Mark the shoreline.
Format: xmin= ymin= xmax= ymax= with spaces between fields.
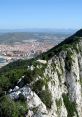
xmin=0 ymin=55 xmax=9 ymax=68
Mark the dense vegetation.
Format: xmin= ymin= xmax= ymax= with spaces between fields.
xmin=0 ymin=59 xmax=35 ymax=95
xmin=0 ymin=95 xmax=28 ymax=117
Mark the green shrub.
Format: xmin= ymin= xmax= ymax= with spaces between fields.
xmin=62 ymin=93 xmax=78 ymax=117
xmin=0 ymin=96 xmax=28 ymax=117
xmin=56 ymin=98 xmax=62 ymax=108
xmin=16 ymin=100 xmax=28 ymax=117
xmin=65 ymin=51 xmax=74 ymax=71
xmin=32 ymin=76 xmax=49 ymax=94
xmin=39 ymin=89 xmax=52 ymax=108
xmin=24 ymin=63 xmax=47 ymax=84
xmin=0 ymin=96 xmax=18 ymax=117
xmin=24 ymin=69 xmax=36 ymax=84
xmin=0 ymin=68 xmax=27 ymax=93
xmin=32 ymin=79 xmax=45 ymax=94
xmin=0 ymin=75 xmax=11 ymax=91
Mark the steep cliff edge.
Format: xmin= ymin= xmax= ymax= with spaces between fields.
xmin=0 ymin=29 xmax=82 ymax=117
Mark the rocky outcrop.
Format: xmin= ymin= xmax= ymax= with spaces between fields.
xmin=8 ymin=30 xmax=82 ymax=117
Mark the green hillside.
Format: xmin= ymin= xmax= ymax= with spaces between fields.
xmin=0 ymin=29 xmax=82 ymax=95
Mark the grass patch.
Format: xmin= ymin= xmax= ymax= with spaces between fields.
xmin=56 ymin=98 xmax=62 ymax=109
xmin=62 ymin=93 xmax=79 ymax=117
xmin=39 ymin=89 xmax=52 ymax=109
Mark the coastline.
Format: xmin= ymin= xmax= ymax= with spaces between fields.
xmin=0 ymin=55 xmax=9 ymax=68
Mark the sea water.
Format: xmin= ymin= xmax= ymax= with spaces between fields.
xmin=0 ymin=58 xmax=5 ymax=63
xmin=0 ymin=55 xmax=8 ymax=67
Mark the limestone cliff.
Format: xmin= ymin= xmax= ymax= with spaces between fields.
xmin=1 ymin=29 xmax=82 ymax=117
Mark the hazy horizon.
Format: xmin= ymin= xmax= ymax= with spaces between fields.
xmin=0 ymin=28 xmax=77 ymax=34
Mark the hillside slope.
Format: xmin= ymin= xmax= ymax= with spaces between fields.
xmin=0 ymin=29 xmax=82 ymax=117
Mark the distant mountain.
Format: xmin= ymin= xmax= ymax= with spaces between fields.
xmin=0 ymin=32 xmax=37 ymax=44
xmin=0 ymin=31 xmax=71 ymax=44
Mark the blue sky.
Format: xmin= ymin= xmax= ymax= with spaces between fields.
xmin=0 ymin=0 xmax=82 ymax=29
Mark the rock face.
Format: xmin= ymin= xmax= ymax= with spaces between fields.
xmin=9 ymin=86 xmax=49 ymax=117
xmin=8 ymin=29 xmax=82 ymax=117
xmin=44 ymin=49 xmax=82 ymax=117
